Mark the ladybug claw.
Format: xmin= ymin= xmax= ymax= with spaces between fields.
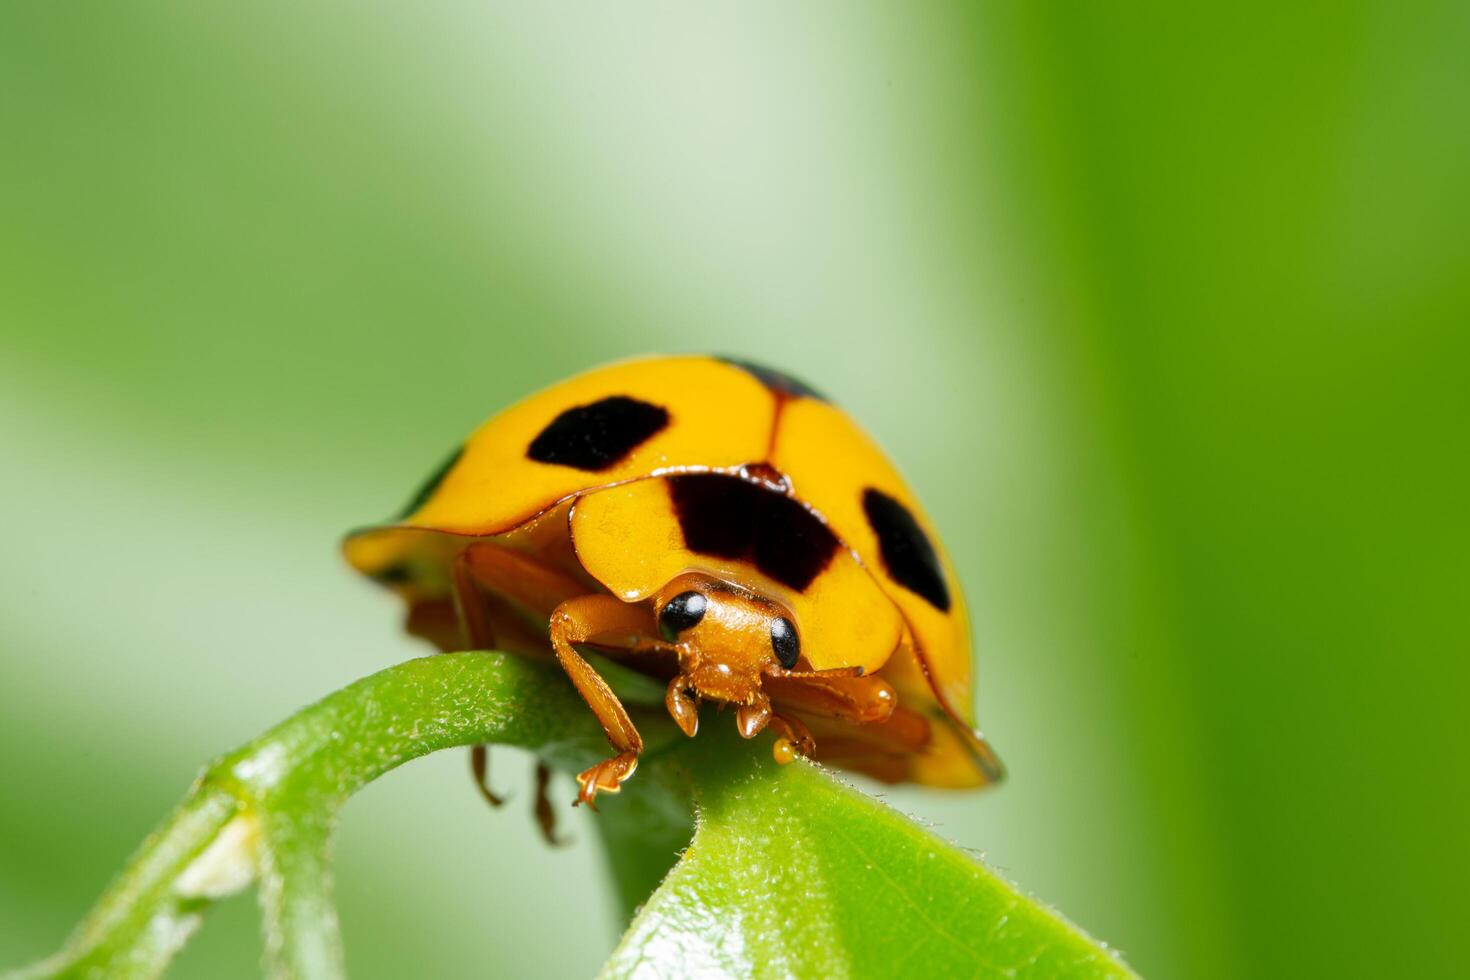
xmin=574 ymin=751 xmax=639 ymax=808
xmin=770 ymin=714 xmax=816 ymax=758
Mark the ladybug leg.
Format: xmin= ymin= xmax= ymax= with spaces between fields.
xmin=768 ymin=713 xmax=816 ymax=757
xmin=760 ymin=672 xmax=904 ymax=762
xmin=469 ymin=744 xmax=506 ymax=807
xmin=453 ymin=543 xmax=587 ymax=814
xmin=456 ymin=545 xmax=657 ymax=808
xmin=533 ymin=761 xmax=569 ymax=846
xmin=455 ymin=541 xmax=589 ymax=623
xmin=810 ymin=703 xmax=932 ymax=757
xmin=451 ymin=553 xmax=498 ymax=652
xmin=763 ymin=671 xmax=898 ymax=725
xmin=548 ymin=594 xmax=652 ymax=808
xmin=452 ymin=554 xmax=511 ymax=809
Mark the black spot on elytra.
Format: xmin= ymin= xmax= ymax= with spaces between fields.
xmin=669 ymin=473 xmax=839 ymax=592
xmin=527 ymin=396 xmax=669 ymax=471
xmin=716 ymin=356 xmax=829 ymax=402
xmin=862 ymin=488 xmax=951 ymax=611
xmin=396 ymin=445 xmax=464 ymax=520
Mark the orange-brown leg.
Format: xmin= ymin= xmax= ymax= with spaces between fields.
xmin=452 ymin=552 xmax=507 ymax=809
xmin=454 ymin=540 xmax=589 ymax=625
xmin=469 ymin=744 xmax=506 ymax=807
xmin=452 ymin=555 xmax=498 ymax=652
xmin=452 ymin=542 xmax=588 ymax=818
xmin=405 ymin=597 xmax=462 ymax=653
xmin=769 ymin=713 xmax=816 ymax=757
xmin=548 ymin=594 xmax=655 ymax=807
xmin=763 ymin=670 xmax=898 ymax=725
xmin=453 ymin=544 xmax=657 ymax=808
xmin=533 ymin=762 xmax=568 ymax=846
xmin=761 ymin=671 xmax=904 ymax=762
xmin=796 ymin=704 xmax=933 ymax=776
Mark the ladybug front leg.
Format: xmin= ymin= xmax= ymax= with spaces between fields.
xmin=453 ymin=542 xmax=595 ymax=826
xmin=548 ymin=594 xmax=653 ymax=807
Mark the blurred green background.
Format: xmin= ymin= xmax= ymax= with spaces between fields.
xmin=2 ymin=4 xmax=1465 ymax=978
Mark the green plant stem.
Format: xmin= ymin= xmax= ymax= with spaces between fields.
xmin=19 ymin=652 xmax=661 ymax=980
xmin=257 ymin=810 xmax=339 ymax=980
xmin=25 ymin=788 xmax=241 ymax=979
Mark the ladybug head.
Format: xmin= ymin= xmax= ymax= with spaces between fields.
xmin=651 ymin=573 xmax=806 ymax=738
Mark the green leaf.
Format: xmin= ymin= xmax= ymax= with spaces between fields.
xmin=606 ymin=727 xmax=1134 ymax=979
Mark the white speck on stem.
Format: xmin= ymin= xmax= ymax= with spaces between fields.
xmin=232 ymin=742 xmax=289 ymax=791
xmin=176 ymin=814 xmax=262 ymax=900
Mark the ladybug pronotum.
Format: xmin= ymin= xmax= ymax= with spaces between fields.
xmin=345 ymin=355 xmax=1002 ymax=816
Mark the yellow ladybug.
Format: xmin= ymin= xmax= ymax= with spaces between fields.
xmin=345 ymin=355 xmax=1002 ymax=810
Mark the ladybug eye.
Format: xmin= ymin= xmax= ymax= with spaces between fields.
xmin=659 ymin=591 xmax=707 ymax=641
xmin=770 ymin=617 xmax=800 ymax=669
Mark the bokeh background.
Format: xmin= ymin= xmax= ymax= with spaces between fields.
xmin=2 ymin=4 xmax=1466 ymax=978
